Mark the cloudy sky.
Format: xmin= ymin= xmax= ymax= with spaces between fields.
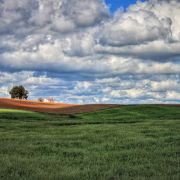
xmin=0 ymin=0 xmax=180 ymax=104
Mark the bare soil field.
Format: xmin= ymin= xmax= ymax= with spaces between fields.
xmin=0 ymin=98 xmax=118 ymax=114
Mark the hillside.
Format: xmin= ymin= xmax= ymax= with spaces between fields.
xmin=0 ymin=106 xmax=179 ymax=179
xmin=0 ymin=98 xmax=118 ymax=114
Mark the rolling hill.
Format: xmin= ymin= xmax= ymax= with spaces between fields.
xmin=0 ymin=98 xmax=118 ymax=114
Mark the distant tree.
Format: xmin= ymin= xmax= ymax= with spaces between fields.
xmin=47 ymin=97 xmax=54 ymax=102
xmin=9 ymin=85 xmax=29 ymax=100
xmin=38 ymin=97 xmax=44 ymax=102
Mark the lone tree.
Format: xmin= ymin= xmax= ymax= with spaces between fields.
xmin=9 ymin=85 xmax=29 ymax=100
xmin=38 ymin=97 xmax=44 ymax=102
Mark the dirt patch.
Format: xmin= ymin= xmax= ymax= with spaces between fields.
xmin=0 ymin=98 xmax=118 ymax=114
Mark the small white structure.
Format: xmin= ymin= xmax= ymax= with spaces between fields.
xmin=43 ymin=98 xmax=50 ymax=102
xmin=38 ymin=97 xmax=54 ymax=103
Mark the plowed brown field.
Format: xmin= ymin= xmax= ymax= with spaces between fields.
xmin=0 ymin=98 xmax=118 ymax=114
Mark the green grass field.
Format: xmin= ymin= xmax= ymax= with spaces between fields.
xmin=0 ymin=105 xmax=179 ymax=179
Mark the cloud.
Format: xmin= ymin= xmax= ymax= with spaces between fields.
xmin=131 ymin=0 xmax=180 ymax=41
xmin=0 ymin=0 xmax=109 ymax=34
xmin=96 ymin=0 xmax=180 ymax=61
xmin=0 ymin=0 xmax=180 ymax=103
xmin=99 ymin=9 xmax=172 ymax=46
xmin=95 ymin=41 xmax=180 ymax=60
xmin=151 ymin=80 xmax=180 ymax=91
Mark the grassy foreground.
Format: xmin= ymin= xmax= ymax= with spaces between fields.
xmin=0 ymin=105 xmax=179 ymax=180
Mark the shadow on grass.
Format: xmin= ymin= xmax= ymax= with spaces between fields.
xmin=48 ymin=120 xmax=142 ymax=127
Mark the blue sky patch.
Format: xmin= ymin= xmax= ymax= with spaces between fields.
xmin=105 ymin=0 xmax=146 ymax=13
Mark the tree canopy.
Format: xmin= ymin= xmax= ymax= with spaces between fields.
xmin=9 ymin=86 xmax=29 ymax=100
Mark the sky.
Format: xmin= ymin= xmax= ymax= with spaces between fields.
xmin=105 ymin=0 xmax=146 ymax=12
xmin=0 ymin=0 xmax=180 ymax=104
